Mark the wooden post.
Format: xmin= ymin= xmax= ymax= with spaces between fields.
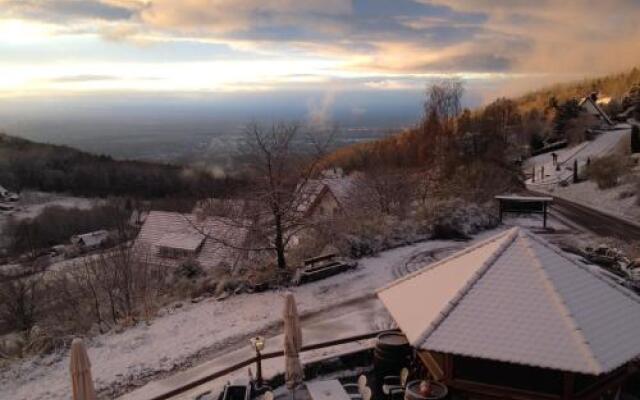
xmin=563 ymin=372 xmax=575 ymax=400
xmin=543 ymin=202 xmax=548 ymax=229
xmin=499 ymin=199 xmax=503 ymax=224
xmin=532 ymin=166 xmax=536 ymax=182
xmin=443 ymin=354 xmax=454 ymax=383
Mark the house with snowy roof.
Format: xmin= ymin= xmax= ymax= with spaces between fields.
xmin=134 ymin=211 xmax=249 ymax=271
xmin=378 ymin=227 xmax=640 ymax=400
xmin=579 ymin=92 xmax=614 ymax=127
xmin=296 ymin=170 xmax=359 ymax=219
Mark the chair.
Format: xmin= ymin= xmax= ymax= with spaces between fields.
xmin=262 ymin=391 xmax=274 ymax=400
xmin=382 ymin=368 xmax=408 ymax=398
xmin=344 ymin=375 xmax=367 ymax=398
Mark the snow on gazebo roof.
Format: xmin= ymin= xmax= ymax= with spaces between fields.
xmin=377 ymin=228 xmax=640 ymax=375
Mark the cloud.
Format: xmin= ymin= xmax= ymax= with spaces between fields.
xmin=49 ymin=74 xmax=119 ymax=82
xmin=2 ymin=0 xmax=640 ymax=96
xmin=0 ymin=0 xmax=138 ymax=22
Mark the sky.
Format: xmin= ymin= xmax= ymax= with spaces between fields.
xmin=2 ymin=0 xmax=640 ymax=98
xmin=1 ymin=0 xmax=640 ymax=157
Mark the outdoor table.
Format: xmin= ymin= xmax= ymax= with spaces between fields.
xmin=305 ymin=379 xmax=351 ymax=400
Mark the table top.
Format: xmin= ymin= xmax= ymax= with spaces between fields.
xmin=305 ymin=379 xmax=351 ymax=400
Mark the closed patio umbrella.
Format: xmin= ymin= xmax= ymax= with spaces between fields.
xmin=283 ymin=293 xmax=303 ymax=393
xmin=70 ymin=338 xmax=97 ymax=400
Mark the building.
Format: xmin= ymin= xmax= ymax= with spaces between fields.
xmin=71 ymin=230 xmax=109 ymax=250
xmin=378 ymin=228 xmax=640 ymax=400
xmin=296 ymin=172 xmax=359 ymax=219
xmin=134 ymin=211 xmax=249 ymax=271
xmin=579 ymin=92 xmax=614 ymax=127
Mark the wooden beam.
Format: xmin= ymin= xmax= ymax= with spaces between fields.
xmin=450 ymin=378 xmax=561 ymax=400
xmin=417 ymin=350 xmax=445 ymax=381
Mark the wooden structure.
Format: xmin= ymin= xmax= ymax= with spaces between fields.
xmin=378 ymin=229 xmax=640 ymax=400
xmin=416 ymin=350 xmax=637 ymax=400
xmin=495 ymin=195 xmax=553 ymax=228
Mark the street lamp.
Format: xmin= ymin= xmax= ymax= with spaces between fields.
xmin=250 ymin=336 xmax=266 ymax=388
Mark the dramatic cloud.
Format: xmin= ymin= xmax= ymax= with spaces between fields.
xmin=1 ymin=0 xmax=640 ymax=96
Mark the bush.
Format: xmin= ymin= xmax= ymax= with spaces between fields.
xmin=586 ymin=155 xmax=629 ymax=189
xmin=174 ymin=258 xmax=204 ymax=280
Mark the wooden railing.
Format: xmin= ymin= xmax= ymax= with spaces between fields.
xmin=147 ymin=329 xmax=392 ymax=400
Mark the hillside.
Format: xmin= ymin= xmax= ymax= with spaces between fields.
xmin=324 ymin=67 xmax=640 ymax=173
xmin=0 ymin=133 xmax=241 ymax=199
xmin=515 ymin=67 xmax=640 ymax=112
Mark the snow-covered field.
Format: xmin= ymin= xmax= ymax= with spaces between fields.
xmin=7 ymin=191 xmax=100 ymax=221
xmin=0 ymin=191 xmax=101 ymax=249
xmin=2 ymin=232 xmax=508 ymax=400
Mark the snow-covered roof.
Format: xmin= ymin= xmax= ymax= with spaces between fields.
xmin=135 ymin=211 xmax=247 ymax=269
xmin=73 ymin=230 xmax=109 ymax=247
xmin=377 ymin=228 xmax=640 ymax=375
xmin=156 ymin=232 xmax=204 ymax=251
xmin=297 ymin=175 xmax=359 ymax=216
xmin=580 ymin=95 xmax=614 ymax=126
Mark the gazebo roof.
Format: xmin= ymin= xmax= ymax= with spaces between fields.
xmin=377 ymin=228 xmax=640 ymax=375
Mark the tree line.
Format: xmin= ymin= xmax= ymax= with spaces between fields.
xmin=0 ymin=133 xmax=243 ymax=199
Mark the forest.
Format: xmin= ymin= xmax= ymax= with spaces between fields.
xmin=0 ymin=133 xmax=242 ymax=199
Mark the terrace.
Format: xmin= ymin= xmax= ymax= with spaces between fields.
xmin=104 ymin=229 xmax=640 ymax=400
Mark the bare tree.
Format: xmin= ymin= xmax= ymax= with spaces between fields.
xmin=0 ymin=270 xmax=43 ymax=333
xmin=233 ymin=122 xmax=334 ymax=270
xmin=424 ymin=79 xmax=464 ymax=124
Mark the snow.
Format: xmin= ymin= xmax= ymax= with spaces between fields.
xmin=525 ymin=126 xmax=630 ymax=187
xmin=7 ymin=191 xmax=99 ymax=221
xmin=525 ymin=126 xmax=640 ymax=223
xmin=0 ymin=191 xmax=100 ymax=248
xmin=539 ymin=179 xmax=640 ymax=223
xmin=0 ymin=228 xmax=513 ymax=400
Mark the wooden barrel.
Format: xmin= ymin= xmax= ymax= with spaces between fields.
xmin=373 ymin=331 xmax=411 ymax=379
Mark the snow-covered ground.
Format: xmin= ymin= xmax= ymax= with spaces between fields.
xmin=0 ymin=191 xmax=101 ymax=250
xmin=6 ymin=191 xmax=100 ymax=221
xmin=525 ymin=125 xmax=640 ymax=222
xmin=2 ymin=232 xmax=499 ymax=400
xmin=526 ymin=125 xmax=630 ymax=186
xmin=541 ymin=179 xmax=640 ymax=223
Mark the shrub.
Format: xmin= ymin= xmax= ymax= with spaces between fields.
xmin=586 ymin=155 xmax=629 ymax=189
xmin=174 ymin=258 xmax=203 ymax=280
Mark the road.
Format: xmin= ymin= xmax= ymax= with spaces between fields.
xmin=527 ymin=190 xmax=640 ymax=241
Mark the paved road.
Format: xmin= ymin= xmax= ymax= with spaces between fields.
xmin=527 ymin=190 xmax=640 ymax=241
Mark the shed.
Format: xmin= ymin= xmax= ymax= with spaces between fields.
xmin=495 ymin=195 xmax=553 ymax=228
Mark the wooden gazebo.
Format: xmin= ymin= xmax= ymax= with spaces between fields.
xmin=378 ymin=228 xmax=640 ymax=399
